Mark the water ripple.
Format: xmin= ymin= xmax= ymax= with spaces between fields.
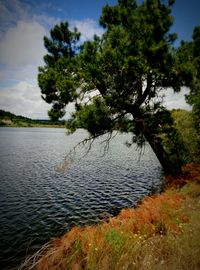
xmin=0 ymin=128 xmax=162 ymax=269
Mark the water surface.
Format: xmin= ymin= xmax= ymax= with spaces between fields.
xmin=0 ymin=128 xmax=162 ymax=269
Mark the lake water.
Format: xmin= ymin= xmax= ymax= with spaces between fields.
xmin=0 ymin=128 xmax=162 ymax=269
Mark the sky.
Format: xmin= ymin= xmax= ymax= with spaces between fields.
xmin=0 ymin=0 xmax=199 ymax=119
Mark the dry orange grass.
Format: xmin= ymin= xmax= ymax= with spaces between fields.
xmin=166 ymin=162 xmax=200 ymax=188
xmin=19 ymin=163 xmax=200 ymax=270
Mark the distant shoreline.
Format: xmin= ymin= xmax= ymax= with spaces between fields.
xmin=0 ymin=109 xmax=65 ymax=128
xmin=0 ymin=124 xmax=65 ymax=128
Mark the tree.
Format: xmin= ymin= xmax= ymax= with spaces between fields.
xmin=189 ymin=26 xmax=200 ymax=125
xmin=38 ymin=21 xmax=81 ymax=120
xmin=176 ymin=26 xmax=200 ymax=157
xmin=186 ymin=27 xmax=200 ymax=131
xmin=171 ymin=109 xmax=200 ymax=163
xmin=38 ymin=0 xmax=190 ymax=175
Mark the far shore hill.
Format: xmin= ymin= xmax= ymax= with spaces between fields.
xmin=0 ymin=110 xmax=65 ymax=128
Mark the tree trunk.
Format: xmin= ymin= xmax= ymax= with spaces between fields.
xmin=143 ymin=127 xmax=182 ymax=176
xmin=133 ymin=116 xmax=182 ymax=176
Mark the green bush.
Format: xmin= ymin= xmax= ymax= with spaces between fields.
xmin=169 ymin=109 xmax=200 ymax=164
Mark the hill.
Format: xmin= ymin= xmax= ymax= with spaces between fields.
xmin=0 ymin=110 xmax=65 ymax=127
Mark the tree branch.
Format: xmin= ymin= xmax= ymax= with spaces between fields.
xmin=136 ymin=74 xmax=152 ymax=107
xmin=55 ymin=131 xmax=114 ymax=172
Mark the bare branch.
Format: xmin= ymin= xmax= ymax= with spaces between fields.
xmin=17 ymin=241 xmax=53 ymax=270
xmin=55 ymin=131 xmax=110 ymax=172
xmin=100 ymin=131 xmax=118 ymax=157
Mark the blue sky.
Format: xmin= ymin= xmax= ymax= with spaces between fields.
xmin=0 ymin=0 xmax=199 ymax=119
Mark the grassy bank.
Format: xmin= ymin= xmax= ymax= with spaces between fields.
xmin=19 ymin=164 xmax=200 ymax=270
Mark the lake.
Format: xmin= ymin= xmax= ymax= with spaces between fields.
xmin=0 ymin=127 xmax=162 ymax=269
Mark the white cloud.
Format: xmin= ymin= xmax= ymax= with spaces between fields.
xmin=32 ymin=14 xmax=60 ymax=29
xmin=163 ymin=87 xmax=191 ymax=110
xmin=0 ymin=0 xmax=30 ymax=38
xmin=0 ymin=64 xmax=40 ymax=85
xmin=0 ymin=14 xmax=105 ymax=118
xmin=0 ymin=21 xmax=47 ymax=67
xmin=0 ymin=70 xmax=5 ymax=81
xmin=70 ymin=19 xmax=104 ymax=42
xmin=0 ymin=0 xmax=81 ymax=119
xmin=0 ymin=80 xmax=75 ymax=119
xmin=0 ymin=81 xmax=51 ymax=119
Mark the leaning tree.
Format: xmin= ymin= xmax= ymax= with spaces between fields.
xmin=38 ymin=0 xmax=192 ymax=175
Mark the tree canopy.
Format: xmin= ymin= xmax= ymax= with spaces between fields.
xmin=38 ymin=0 xmax=198 ymax=175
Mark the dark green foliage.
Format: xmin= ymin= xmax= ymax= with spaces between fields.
xmin=38 ymin=22 xmax=81 ymax=120
xmin=0 ymin=109 xmax=32 ymax=126
xmin=43 ymin=21 xmax=80 ymax=64
xmin=74 ymin=99 xmax=113 ymax=136
xmin=38 ymin=0 xmax=198 ymax=175
xmin=0 ymin=109 xmax=30 ymax=121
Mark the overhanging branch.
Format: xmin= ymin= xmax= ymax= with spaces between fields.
xmin=55 ymin=130 xmax=115 ymax=172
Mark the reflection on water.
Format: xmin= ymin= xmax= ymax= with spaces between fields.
xmin=0 ymin=128 xmax=162 ymax=269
